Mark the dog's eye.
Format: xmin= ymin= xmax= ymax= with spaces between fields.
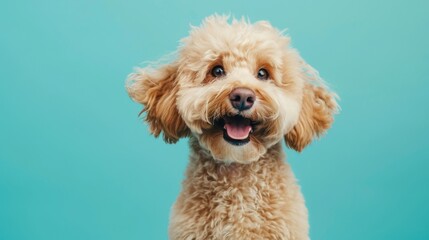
xmin=257 ymin=68 xmax=269 ymax=80
xmin=211 ymin=65 xmax=226 ymax=78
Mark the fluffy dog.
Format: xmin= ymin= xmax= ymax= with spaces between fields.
xmin=127 ymin=15 xmax=338 ymax=240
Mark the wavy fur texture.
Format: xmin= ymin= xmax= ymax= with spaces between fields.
xmin=127 ymin=15 xmax=338 ymax=240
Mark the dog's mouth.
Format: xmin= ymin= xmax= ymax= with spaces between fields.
xmin=214 ymin=115 xmax=258 ymax=146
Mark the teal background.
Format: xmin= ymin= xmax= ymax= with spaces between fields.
xmin=1 ymin=0 xmax=428 ymax=239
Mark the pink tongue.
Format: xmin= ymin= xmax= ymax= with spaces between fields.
xmin=224 ymin=123 xmax=252 ymax=140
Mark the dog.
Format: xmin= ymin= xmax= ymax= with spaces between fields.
xmin=127 ymin=15 xmax=338 ymax=240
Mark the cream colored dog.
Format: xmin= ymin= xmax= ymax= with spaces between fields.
xmin=127 ymin=15 xmax=338 ymax=240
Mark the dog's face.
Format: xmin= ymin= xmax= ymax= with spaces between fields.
xmin=127 ymin=16 xmax=338 ymax=164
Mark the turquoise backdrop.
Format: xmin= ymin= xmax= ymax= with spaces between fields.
xmin=1 ymin=0 xmax=428 ymax=239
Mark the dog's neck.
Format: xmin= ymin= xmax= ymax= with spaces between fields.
xmin=187 ymin=137 xmax=286 ymax=181
xmin=171 ymin=137 xmax=305 ymax=239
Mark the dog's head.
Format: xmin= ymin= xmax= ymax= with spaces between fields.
xmin=127 ymin=15 xmax=338 ymax=164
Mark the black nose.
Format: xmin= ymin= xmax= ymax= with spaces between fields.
xmin=229 ymin=88 xmax=256 ymax=111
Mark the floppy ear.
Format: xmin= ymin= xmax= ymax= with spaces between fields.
xmin=126 ymin=63 xmax=189 ymax=143
xmin=285 ymin=60 xmax=339 ymax=152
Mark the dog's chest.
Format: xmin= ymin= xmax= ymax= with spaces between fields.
xmin=170 ymin=160 xmax=292 ymax=239
xmin=204 ymin=181 xmax=288 ymax=234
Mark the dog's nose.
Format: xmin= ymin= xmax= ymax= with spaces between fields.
xmin=229 ymin=88 xmax=256 ymax=111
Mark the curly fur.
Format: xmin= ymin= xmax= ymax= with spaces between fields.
xmin=127 ymin=15 xmax=338 ymax=240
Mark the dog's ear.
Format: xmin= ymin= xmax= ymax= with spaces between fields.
xmin=285 ymin=59 xmax=338 ymax=152
xmin=127 ymin=63 xmax=189 ymax=143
